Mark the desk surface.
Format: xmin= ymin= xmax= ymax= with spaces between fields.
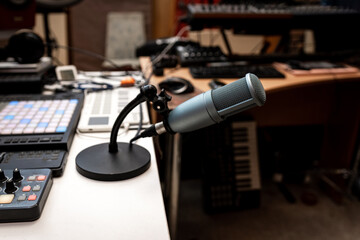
xmin=0 ymin=101 xmax=170 ymax=239
xmin=141 ymin=57 xmax=360 ymax=95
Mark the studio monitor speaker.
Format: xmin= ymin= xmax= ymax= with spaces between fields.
xmin=36 ymin=0 xmax=82 ymax=10
xmin=0 ymin=0 xmax=36 ymax=30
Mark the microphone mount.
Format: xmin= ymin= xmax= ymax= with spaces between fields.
xmin=76 ymin=85 xmax=172 ymax=181
xmin=109 ymin=86 xmax=171 ymax=152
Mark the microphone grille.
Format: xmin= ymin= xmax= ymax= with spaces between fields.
xmin=248 ymin=73 xmax=266 ymax=106
xmin=212 ymin=76 xmax=252 ymax=111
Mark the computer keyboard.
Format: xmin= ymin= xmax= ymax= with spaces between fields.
xmin=189 ymin=64 xmax=285 ymax=78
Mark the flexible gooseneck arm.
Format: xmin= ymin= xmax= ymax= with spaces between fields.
xmin=108 ymin=85 xmax=158 ymax=153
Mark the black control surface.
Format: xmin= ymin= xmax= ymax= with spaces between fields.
xmin=176 ymin=45 xmax=228 ymax=67
xmin=0 ymin=150 xmax=68 ymax=177
xmin=0 ymin=168 xmax=53 ymax=223
xmin=190 ymin=64 xmax=285 ymax=78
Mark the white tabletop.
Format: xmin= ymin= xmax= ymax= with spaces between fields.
xmin=0 ymin=130 xmax=170 ymax=240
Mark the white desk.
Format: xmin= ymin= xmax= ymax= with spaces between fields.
xmin=0 ymin=124 xmax=170 ymax=239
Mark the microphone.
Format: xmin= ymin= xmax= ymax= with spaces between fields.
xmin=131 ymin=73 xmax=266 ymax=142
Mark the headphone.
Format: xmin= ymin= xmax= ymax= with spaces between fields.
xmin=0 ymin=30 xmax=45 ymax=64
xmin=0 ymin=0 xmax=82 ymax=63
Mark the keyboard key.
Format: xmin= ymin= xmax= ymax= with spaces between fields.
xmin=56 ymin=126 xmax=67 ymax=132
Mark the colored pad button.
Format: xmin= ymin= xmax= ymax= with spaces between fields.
xmin=37 ymin=175 xmax=46 ymax=181
xmin=18 ymin=194 xmax=27 ymax=201
xmin=33 ymin=185 xmax=41 ymax=191
xmin=28 ymin=194 xmax=37 ymax=201
xmin=0 ymin=194 xmax=15 ymax=204
xmin=27 ymin=175 xmax=36 ymax=181
xmin=22 ymin=185 xmax=31 ymax=192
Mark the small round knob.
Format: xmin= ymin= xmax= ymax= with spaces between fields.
xmin=141 ymin=85 xmax=158 ymax=101
xmin=0 ymin=169 xmax=7 ymax=182
xmin=5 ymin=179 xmax=17 ymax=193
xmin=12 ymin=168 xmax=23 ymax=182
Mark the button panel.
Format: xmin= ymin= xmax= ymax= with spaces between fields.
xmin=0 ymin=150 xmax=67 ymax=178
xmin=0 ymin=168 xmax=53 ymax=223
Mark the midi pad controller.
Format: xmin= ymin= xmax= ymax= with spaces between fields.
xmin=0 ymin=168 xmax=53 ymax=223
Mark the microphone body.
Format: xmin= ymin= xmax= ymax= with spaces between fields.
xmin=132 ymin=73 xmax=266 ymax=142
xmin=165 ymin=73 xmax=266 ymax=133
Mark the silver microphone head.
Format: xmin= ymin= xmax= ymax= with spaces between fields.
xmin=211 ymin=73 xmax=266 ymax=118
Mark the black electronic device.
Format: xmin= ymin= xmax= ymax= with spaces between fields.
xmin=0 ymin=71 xmax=47 ymax=94
xmin=136 ymin=37 xmax=200 ymax=57
xmin=151 ymin=54 xmax=178 ymax=76
xmin=0 ymin=92 xmax=84 ymax=151
xmin=0 ymin=150 xmax=68 ymax=177
xmin=0 ymin=30 xmax=50 ymax=94
xmin=159 ymin=77 xmax=194 ymax=95
xmin=176 ymin=45 xmax=228 ymax=67
xmin=0 ymin=168 xmax=53 ymax=223
xmin=190 ymin=64 xmax=285 ymax=78
xmin=0 ymin=92 xmax=83 ymax=175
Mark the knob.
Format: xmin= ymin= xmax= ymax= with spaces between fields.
xmin=0 ymin=169 xmax=7 ymax=182
xmin=5 ymin=179 xmax=17 ymax=193
xmin=12 ymin=168 xmax=23 ymax=182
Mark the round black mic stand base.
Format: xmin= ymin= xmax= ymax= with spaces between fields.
xmin=75 ymin=142 xmax=151 ymax=181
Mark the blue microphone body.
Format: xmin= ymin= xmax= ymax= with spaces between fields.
xmin=165 ymin=73 xmax=266 ymax=133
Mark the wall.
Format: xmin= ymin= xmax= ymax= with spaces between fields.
xmin=188 ymin=29 xmax=264 ymax=55
xmin=33 ymin=13 xmax=69 ymax=65
xmin=152 ymin=0 xmax=177 ymax=38
xmin=68 ymin=0 xmax=152 ymax=71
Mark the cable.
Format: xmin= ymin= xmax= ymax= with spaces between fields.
xmin=53 ymin=44 xmax=130 ymax=71
xmin=131 ymin=26 xmax=191 ymax=142
xmin=132 ymin=103 xmax=144 ymax=141
xmin=75 ymin=128 xmax=127 ymax=140
xmin=143 ymin=25 xmax=191 ymax=81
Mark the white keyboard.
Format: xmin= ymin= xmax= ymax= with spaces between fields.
xmin=77 ymin=88 xmax=150 ymax=133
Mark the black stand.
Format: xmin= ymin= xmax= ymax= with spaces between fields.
xmin=75 ymin=85 xmax=171 ymax=181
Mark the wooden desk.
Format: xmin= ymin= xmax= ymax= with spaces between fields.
xmin=140 ymin=57 xmax=357 ymax=126
xmin=140 ymin=57 xmax=360 ymax=236
xmin=141 ymin=57 xmax=340 ymax=93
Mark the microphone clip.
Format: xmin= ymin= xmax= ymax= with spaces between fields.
xmin=151 ymin=89 xmax=172 ymax=118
